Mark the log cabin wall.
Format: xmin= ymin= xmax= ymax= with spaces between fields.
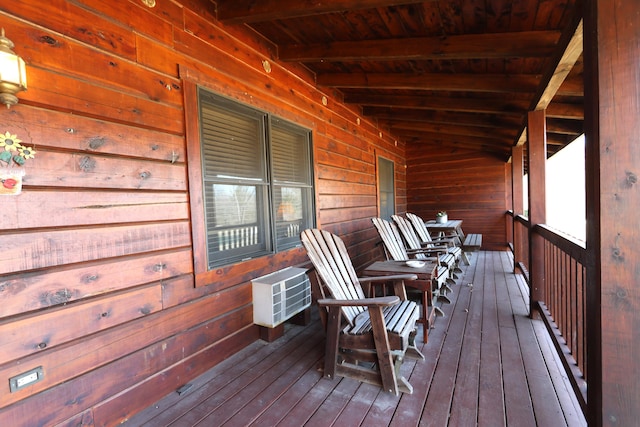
xmin=0 ymin=1 xmax=406 ymax=425
xmin=406 ymin=145 xmax=509 ymax=250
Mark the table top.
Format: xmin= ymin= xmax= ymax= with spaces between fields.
xmin=363 ymin=260 xmax=437 ymax=277
xmin=424 ymin=219 xmax=463 ymax=229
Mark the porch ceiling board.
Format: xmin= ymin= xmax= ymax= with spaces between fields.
xmin=214 ymin=0 xmax=584 ymax=168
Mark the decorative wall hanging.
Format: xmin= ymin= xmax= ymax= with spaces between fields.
xmin=0 ymin=131 xmax=35 ymax=195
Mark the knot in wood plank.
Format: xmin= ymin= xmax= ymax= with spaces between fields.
xmin=79 ymin=156 xmax=96 ymax=172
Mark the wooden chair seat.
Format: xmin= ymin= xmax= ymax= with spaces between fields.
xmin=347 ymin=299 xmax=419 ymax=336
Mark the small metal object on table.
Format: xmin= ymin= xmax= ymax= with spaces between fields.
xmin=363 ymin=260 xmax=440 ymax=343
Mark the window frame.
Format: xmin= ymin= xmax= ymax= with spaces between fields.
xmin=377 ymin=155 xmax=396 ymax=220
xmin=183 ymin=78 xmax=315 ymax=285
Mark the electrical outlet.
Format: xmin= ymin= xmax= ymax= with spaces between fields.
xmin=9 ymin=366 xmax=44 ymax=393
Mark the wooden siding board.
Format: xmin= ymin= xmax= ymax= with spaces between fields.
xmin=1 ymin=191 xmax=188 ymax=230
xmin=1 ymin=107 xmax=185 ymax=162
xmin=1 ymin=0 xmax=137 ymax=60
xmin=0 ymin=285 xmax=162 ymax=366
xmin=71 ymin=0 xmax=177 ymax=45
xmin=0 ymin=249 xmax=193 ymax=318
xmin=2 ymin=222 xmax=192 ymax=274
xmin=407 ymin=148 xmax=508 ymax=250
xmin=3 ymin=20 xmax=182 ymax=107
xmin=0 ymin=285 xmax=251 ymax=409
xmin=22 ymin=68 xmax=184 ymax=134
xmin=24 ymin=151 xmax=187 ymax=190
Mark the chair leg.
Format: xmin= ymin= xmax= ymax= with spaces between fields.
xmin=369 ymin=307 xmax=399 ymax=394
xmin=323 ymin=306 xmax=342 ymax=380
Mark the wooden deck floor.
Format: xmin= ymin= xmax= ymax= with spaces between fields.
xmin=126 ymin=251 xmax=586 ymax=427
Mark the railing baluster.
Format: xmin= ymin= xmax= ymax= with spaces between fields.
xmin=507 ymin=212 xmax=587 ymax=412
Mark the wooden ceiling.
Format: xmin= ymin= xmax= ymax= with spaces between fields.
xmin=213 ymin=0 xmax=584 ymax=164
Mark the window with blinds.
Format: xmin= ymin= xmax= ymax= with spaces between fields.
xmin=198 ymin=90 xmax=314 ymax=268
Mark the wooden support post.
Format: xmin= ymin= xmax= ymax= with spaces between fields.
xmin=526 ymin=109 xmax=546 ymax=312
xmin=584 ymin=1 xmax=640 ymax=425
xmin=512 ymin=145 xmax=524 ymax=273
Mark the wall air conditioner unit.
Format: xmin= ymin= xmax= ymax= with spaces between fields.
xmin=252 ymin=267 xmax=311 ymax=328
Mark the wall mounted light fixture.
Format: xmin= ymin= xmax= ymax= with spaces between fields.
xmin=0 ymin=28 xmax=27 ymax=109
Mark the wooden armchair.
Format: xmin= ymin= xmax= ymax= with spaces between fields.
xmin=392 ymin=214 xmax=460 ymax=285
xmin=371 ymin=217 xmax=450 ymax=315
xmin=300 ymin=228 xmax=424 ymax=395
xmin=405 ymin=212 xmax=463 ymax=270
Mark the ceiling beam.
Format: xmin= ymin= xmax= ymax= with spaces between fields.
xmin=216 ymin=0 xmax=432 ymax=23
xmin=318 ymin=73 xmax=541 ymax=93
xmin=390 ymin=121 xmax=515 ymax=140
xmin=556 ymin=75 xmax=584 ymax=97
xmin=364 ymin=108 xmax=523 ymax=128
xmin=280 ymin=31 xmax=561 ymax=62
xmin=398 ymin=130 xmax=512 ymax=149
xmin=354 ymin=95 xmax=529 ymax=115
xmin=546 ymin=118 xmax=584 ymax=135
xmin=515 ymin=17 xmax=584 ymax=145
xmin=546 ymin=102 xmax=584 ymax=119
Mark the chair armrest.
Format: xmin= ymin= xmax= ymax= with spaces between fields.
xmin=406 ymin=247 xmax=443 ymax=257
xmin=317 ymin=296 xmax=400 ymax=307
xmin=358 ymin=274 xmax=418 ymax=283
xmin=430 ymin=236 xmax=458 ymax=245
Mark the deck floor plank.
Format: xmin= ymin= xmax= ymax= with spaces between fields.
xmin=125 ymin=251 xmax=586 ymax=427
xmin=477 ymin=252 xmax=508 ymax=427
xmin=419 ymin=263 xmax=474 ymax=427
xmin=448 ymin=259 xmax=483 ymax=426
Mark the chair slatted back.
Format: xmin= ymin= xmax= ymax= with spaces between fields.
xmin=371 ymin=217 xmax=410 ymax=261
xmin=392 ymin=215 xmax=432 ymax=259
xmin=300 ymin=229 xmax=366 ymax=326
xmin=405 ymin=212 xmax=434 ymax=244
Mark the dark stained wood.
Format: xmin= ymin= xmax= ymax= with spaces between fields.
xmin=512 ymin=145 xmax=525 ymax=271
xmin=318 ymin=72 xmax=541 ymax=93
xmin=407 ymin=149 xmax=509 ymax=250
xmin=527 ymin=109 xmax=547 ymax=306
xmin=2 ymin=222 xmax=192 ymax=273
xmin=0 ymin=284 xmax=251 ymax=409
xmin=0 ymin=284 xmax=161 ymax=365
xmin=0 ymin=249 xmax=192 ymax=318
xmin=280 ymin=31 xmax=561 ymax=62
xmin=125 ymin=252 xmax=586 ymax=427
xmin=357 ymin=95 xmax=530 ymax=115
xmin=0 ymin=1 xmax=614 ymax=425
xmin=216 ymin=0 xmax=432 ymax=23
xmin=583 ymin=1 xmax=640 ymax=425
xmin=224 ymin=0 xmax=582 ymax=166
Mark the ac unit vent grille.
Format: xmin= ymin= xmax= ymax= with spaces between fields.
xmin=252 ymin=267 xmax=311 ymax=328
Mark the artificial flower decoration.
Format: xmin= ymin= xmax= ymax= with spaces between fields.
xmin=0 ymin=131 xmax=36 ymax=166
xmin=0 ymin=131 xmax=21 ymax=151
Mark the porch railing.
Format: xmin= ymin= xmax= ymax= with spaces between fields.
xmin=507 ymin=212 xmax=587 ymax=412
